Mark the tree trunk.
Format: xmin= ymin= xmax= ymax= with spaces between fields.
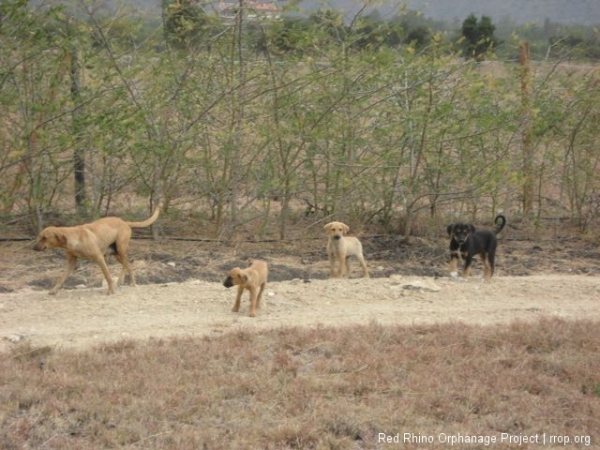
xmin=520 ymin=41 xmax=534 ymax=218
xmin=69 ymin=21 xmax=87 ymax=217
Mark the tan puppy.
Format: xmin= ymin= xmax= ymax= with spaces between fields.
xmin=324 ymin=221 xmax=369 ymax=278
xmin=34 ymin=205 xmax=161 ymax=295
xmin=223 ymin=260 xmax=268 ymax=317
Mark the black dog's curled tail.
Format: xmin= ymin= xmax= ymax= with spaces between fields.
xmin=494 ymin=215 xmax=506 ymax=235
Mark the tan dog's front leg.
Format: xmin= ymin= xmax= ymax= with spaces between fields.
xmin=328 ymin=255 xmax=338 ymax=278
xmin=232 ymin=286 xmax=244 ymax=312
xmin=345 ymin=256 xmax=352 ymax=278
xmin=248 ymin=286 xmax=258 ymax=317
xmin=337 ymin=253 xmax=346 ymax=278
xmin=50 ymin=254 xmax=78 ymax=295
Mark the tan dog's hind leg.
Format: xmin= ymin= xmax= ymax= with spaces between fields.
xmin=117 ymin=259 xmax=134 ymax=286
xmin=256 ymin=282 xmax=266 ymax=309
xmin=113 ymin=234 xmax=135 ymax=286
xmin=357 ymin=254 xmax=369 ymax=277
xmin=115 ymin=251 xmax=135 ymax=287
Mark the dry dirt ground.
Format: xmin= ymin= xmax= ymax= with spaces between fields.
xmin=1 ymin=234 xmax=600 ymax=352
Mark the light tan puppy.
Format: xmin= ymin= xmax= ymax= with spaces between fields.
xmin=34 ymin=205 xmax=161 ymax=295
xmin=223 ymin=260 xmax=268 ymax=317
xmin=324 ymin=221 xmax=369 ymax=278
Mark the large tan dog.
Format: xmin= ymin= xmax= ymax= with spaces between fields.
xmin=324 ymin=221 xmax=369 ymax=278
xmin=223 ymin=260 xmax=268 ymax=317
xmin=34 ymin=205 xmax=161 ymax=295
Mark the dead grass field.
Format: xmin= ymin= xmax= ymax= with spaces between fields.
xmin=1 ymin=320 xmax=598 ymax=449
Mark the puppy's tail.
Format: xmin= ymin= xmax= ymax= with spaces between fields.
xmin=494 ymin=215 xmax=506 ymax=235
xmin=127 ymin=204 xmax=161 ymax=228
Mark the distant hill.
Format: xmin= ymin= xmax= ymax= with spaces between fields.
xmin=29 ymin=0 xmax=600 ymax=25
xmin=398 ymin=0 xmax=600 ymax=25
xmin=298 ymin=0 xmax=600 ymax=25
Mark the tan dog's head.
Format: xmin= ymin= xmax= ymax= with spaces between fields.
xmin=324 ymin=221 xmax=350 ymax=241
xmin=223 ymin=268 xmax=247 ymax=288
xmin=33 ymin=227 xmax=66 ymax=251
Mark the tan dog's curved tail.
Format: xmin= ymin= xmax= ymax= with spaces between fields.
xmin=126 ymin=205 xmax=161 ymax=228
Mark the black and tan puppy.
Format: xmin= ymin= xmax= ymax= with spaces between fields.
xmin=223 ymin=260 xmax=268 ymax=317
xmin=447 ymin=215 xmax=506 ymax=281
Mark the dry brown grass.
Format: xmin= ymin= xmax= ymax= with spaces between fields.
xmin=1 ymin=318 xmax=598 ymax=449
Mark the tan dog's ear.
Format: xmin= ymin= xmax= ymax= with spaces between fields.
xmin=324 ymin=223 xmax=332 ymax=232
xmin=53 ymin=230 xmax=67 ymax=246
xmin=241 ymin=274 xmax=249 ymax=283
xmin=342 ymin=224 xmax=349 ymax=234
